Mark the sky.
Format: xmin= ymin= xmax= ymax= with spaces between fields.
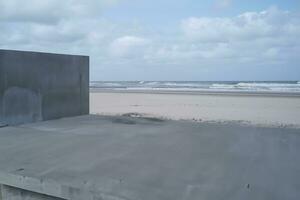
xmin=0 ymin=0 xmax=300 ymax=81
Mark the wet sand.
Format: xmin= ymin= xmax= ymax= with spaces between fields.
xmin=90 ymin=90 xmax=300 ymax=128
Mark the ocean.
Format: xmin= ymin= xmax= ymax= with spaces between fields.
xmin=90 ymin=81 xmax=300 ymax=93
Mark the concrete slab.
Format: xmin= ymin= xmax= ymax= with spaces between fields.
xmin=0 ymin=115 xmax=299 ymax=200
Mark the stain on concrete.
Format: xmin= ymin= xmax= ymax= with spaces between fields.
xmin=3 ymin=87 xmax=42 ymax=125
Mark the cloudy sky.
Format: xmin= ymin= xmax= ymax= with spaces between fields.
xmin=1 ymin=0 xmax=300 ymax=81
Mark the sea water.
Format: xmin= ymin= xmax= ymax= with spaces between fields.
xmin=90 ymin=81 xmax=300 ymax=93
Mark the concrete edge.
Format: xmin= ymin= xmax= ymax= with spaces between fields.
xmin=0 ymin=171 xmax=128 ymax=200
xmin=0 ymin=49 xmax=89 ymax=58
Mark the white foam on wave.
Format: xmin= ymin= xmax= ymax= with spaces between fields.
xmin=163 ymin=82 xmax=203 ymax=87
xmin=210 ymin=82 xmax=300 ymax=92
xmin=210 ymin=84 xmax=236 ymax=89
xmin=91 ymin=81 xmax=300 ymax=93
xmin=144 ymin=82 xmax=159 ymax=86
xmin=237 ymin=82 xmax=299 ymax=88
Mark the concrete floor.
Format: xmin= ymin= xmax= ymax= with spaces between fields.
xmin=0 ymin=115 xmax=299 ymax=200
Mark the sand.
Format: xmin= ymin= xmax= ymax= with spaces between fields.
xmin=90 ymin=91 xmax=300 ymax=128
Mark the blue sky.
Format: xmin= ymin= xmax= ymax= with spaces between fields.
xmin=0 ymin=0 xmax=300 ymax=81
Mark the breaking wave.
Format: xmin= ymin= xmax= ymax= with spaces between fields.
xmin=90 ymin=81 xmax=300 ymax=93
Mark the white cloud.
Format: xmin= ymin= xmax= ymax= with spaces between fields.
xmin=0 ymin=0 xmax=120 ymax=24
xmin=109 ymin=36 xmax=149 ymax=58
xmin=0 ymin=3 xmax=299 ymax=80
xmin=181 ymin=7 xmax=299 ymax=42
xmin=178 ymin=7 xmax=300 ymax=64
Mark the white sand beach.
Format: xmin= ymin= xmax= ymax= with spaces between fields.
xmin=90 ymin=91 xmax=300 ymax=128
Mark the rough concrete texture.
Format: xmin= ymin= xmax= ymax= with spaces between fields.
xmin=0 ymin=185 xmax=64 ymax=200
xmin=0 ymin=49 xmax=89 ymax=125
xmin=0 ymin=115 xmax=299 ymax=200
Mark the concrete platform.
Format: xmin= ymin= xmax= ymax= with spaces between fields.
xmin=0 ymin=115 xmax=299 ymax=200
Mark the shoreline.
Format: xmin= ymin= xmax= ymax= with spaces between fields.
xmin=90 ymin=90 xmax=300 ymax=129
xmin=90 ymin=88 xmax=300 ymax=98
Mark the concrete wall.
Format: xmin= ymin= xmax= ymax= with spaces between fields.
xmin=0 ymin=49 xmax=89 ymax=125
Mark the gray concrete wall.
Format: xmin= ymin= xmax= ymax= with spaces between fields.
xmin=0 ymin=49 xmax=89 ymax=125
